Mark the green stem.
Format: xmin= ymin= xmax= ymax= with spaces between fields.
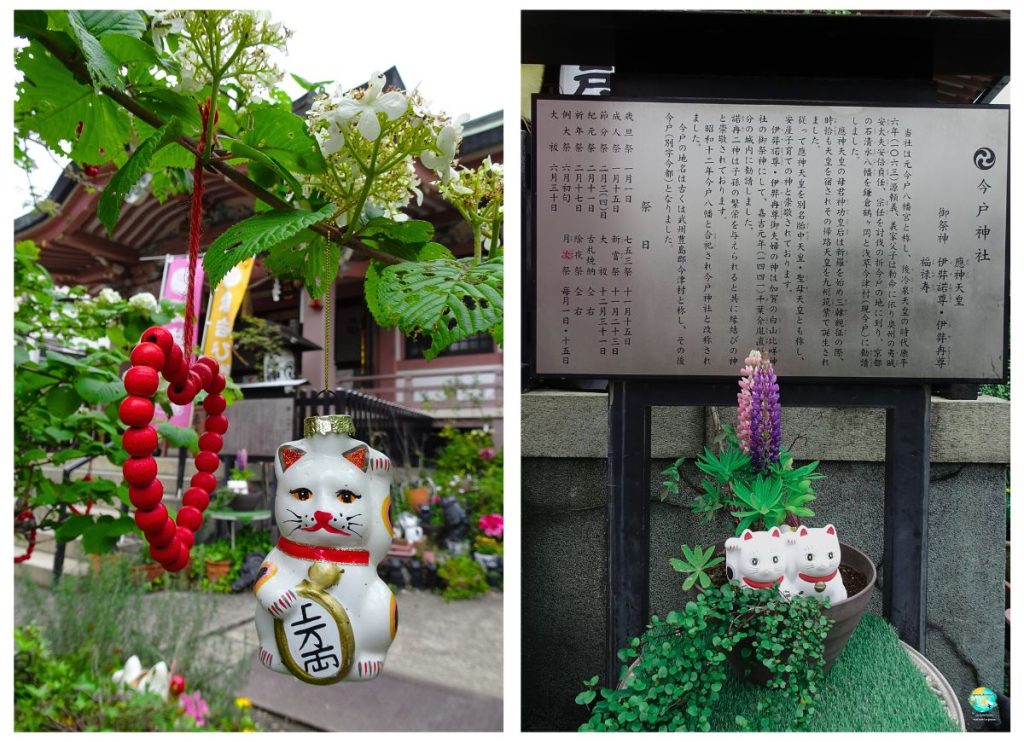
xmin=342 ymin=135 xmax=383 ymax=243
xmin=472 ymin=223 xmax=482 ymax=265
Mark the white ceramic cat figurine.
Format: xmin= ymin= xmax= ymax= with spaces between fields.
xmin=724 ymin=526 xmax=796 ymax=594
xmin=253 ymin=415 xmax=397 ymax=684
xmin=784 ymin=524 xmax=847 ymax=605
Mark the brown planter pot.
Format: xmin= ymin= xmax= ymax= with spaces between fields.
xmin=702 ymin=540 xmax=877 ymax=683
xmin=131 ymin=562 xmax=164 ymax=584
xmin=406 ymin=487 xmax=430 ymax=510
xmin=205 ymin=559 xmax=232 ymax=582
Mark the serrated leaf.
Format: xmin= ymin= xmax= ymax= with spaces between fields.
xmin=74 ymin=10 xmax=146 ymax=39
xmin=16 ymin=40 xmax=133 ymax=166
xmin=72 ymin=376 xmax=125 ymax=405
xmin=98 ymin=118 xmax=182 ymax=233
xmin=242 ymin=104 xmax=325 ymax=173
xmin=376 ymin=256 xmax=502 ymax=360
xmin=65 ymin=11 xmax=130 ymax=91
xmin=364 ymin=242 xmax=454 ymax=328
xmin=203 ymin=204 xmax=335 ymax=286
xmin=157 ymin=422 xmax=198 ymax=453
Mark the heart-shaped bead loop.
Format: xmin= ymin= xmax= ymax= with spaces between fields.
xmin=120 ymin=329 xmax=229 ymax=572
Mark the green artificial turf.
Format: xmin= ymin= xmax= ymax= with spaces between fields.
xmin=708 ymin=613 xmax=961 ymax=732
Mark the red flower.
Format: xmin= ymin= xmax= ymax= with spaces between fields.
xmin=478 ymin=447 xmax=496 ymax=460
xmin=479 ymin=513 xmax=503 ymax=538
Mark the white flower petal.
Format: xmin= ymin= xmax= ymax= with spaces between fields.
xmin=330 ymin=98 xmax=362 ymax=123
xmin=436 ymin=125 xmax=459 ymax=158
xmin=373 ymin=91 xmax=408 ymax=121
xmin=420 ymin=149 xmax=445 ymax=173
xmin=320 ymin=126 xmax=345 ymax=156
xmin=357 ymin=110 xmax=381 ymax=141
xmin=365 ymin=71 xmax=385 ymax=102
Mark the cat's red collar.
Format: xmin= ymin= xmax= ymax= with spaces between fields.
xmin=277 ymin=537 xmax=370 ymax=565
xmin=742 ymin=575 xmax=784 ymax=589
xmin=798 ymin=568 xmax=838 ymax=583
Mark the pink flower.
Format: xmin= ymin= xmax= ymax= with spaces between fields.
xmin=479 ymin=513 xmax=503 ymax=538
xmin=179 ymin=690 xmax=209 ymax=727
xmin=478 ymin=447 xmax=496 ymax=460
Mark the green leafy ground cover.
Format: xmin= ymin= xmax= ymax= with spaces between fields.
xmin=708 ymin=614 xmax=960 ymax=732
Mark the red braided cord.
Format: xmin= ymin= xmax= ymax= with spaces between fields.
xmin=184 ymin=98 xmax=213 ymax=366
xmin=14 ymin=510 xmax=37 ymax=564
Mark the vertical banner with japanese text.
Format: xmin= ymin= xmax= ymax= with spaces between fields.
xmin=201 ymin=258 xmax=255 ymax=377
xmin=158 ymin=255 xmax=205 ymax=427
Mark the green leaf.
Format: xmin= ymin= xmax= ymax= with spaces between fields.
xmin=242 ymin=104 xmax=325 ymax=174
xmin=376 ymin=256 xmax=503 ymax=360
xmin=46 ymin=385 xmax=83 ymax=416
xmin=98 ymin=118 xmax=182 ymax=233
xmin=575 ymin=689 xmax=597 ymax=706
xmin=81 ymin=515 xmax=137 ymax=554
xmin=364 ymin=242 xmax=454 ymax=327
xmin=301 ymin=237 xmax=341 ymax=300
xmin=64 ymin=11 xmax=145 ymax=91
xmin=16 ymin=40 xmax=133 ymax=166
xmin=290 ymin=72 xmax=332 ymax=92
xmin=223 ymin=137 xmax=303 ymax=195
xmin=203 ymin=204 xmax=335 ymax=287
xmin=55 ymin=514 xmax=94 ymax=543
xmin=360 ymin=217 xmax=434 ymax=246
xmin=158 ymin=422 xmax=198 ymax=453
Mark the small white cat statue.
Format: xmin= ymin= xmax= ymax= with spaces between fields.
xmin=724 ymin=526 xmax=796 ymax=595
xmin=784 ymin=524 xmax=847 ymax=605
xmin=253 ymin=415 xmax=396 ymax=684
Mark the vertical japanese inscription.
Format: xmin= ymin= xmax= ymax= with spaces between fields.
xmin=535 ymin=98 xmax=1007 ymax=379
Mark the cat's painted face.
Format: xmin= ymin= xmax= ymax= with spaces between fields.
xmin=274 ymin=436 xmax=392 ymax=550
xmin=731 ymin=527 xmax=787 ymax=581
xmin=794 ymin=524 xmax=840 ymax=577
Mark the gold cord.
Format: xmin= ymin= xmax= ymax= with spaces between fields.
xmin=323 ymin=243 xmax=332 ymax=392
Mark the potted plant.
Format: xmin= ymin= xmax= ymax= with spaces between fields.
xmin=662 ymin=350 xmax=876 ymax=675
xmin=231 ymin=316 xmax=288 ymax=382
xmin=202 ymin=542 xmax=233 ymax=583
xmin=227 ymin=450 xmax=261 ymax=510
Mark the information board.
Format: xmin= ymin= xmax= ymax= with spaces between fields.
xmin=533 ymin=96 xmax=1009 ymax=381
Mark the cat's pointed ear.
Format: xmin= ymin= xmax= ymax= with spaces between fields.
xmin=278 ymin=444 xmax=306 ymax=472
xmin=769 ymin=526 xmax=781 ymax=538
xmin=342 ymin=444 xmax=369 ymax=472
xmin=798 ymin=525 xmax=810 ymax=537
xmin=742 ymin=529 xmax=754 ymax=541
xmin=825 ymin=524 xmax=836 ymax=536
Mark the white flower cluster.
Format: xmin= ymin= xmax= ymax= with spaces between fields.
xmin=150 ymin=10 xmax=289 ymax=104
xmin=128 ymin=292 xmax=159 ymax=312
xmin=305 ymin=72 xmax=472 ymax=230
xmin=98 ymin=287 xmax=123 ymax=304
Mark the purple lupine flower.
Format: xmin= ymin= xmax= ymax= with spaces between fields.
xmin=745 ymin=352 xmax=781 ymax=473
xmin=235 ymin=448 xmax=248 ymax=472
xmin=735 ymin=350 xmax=761 ymax=454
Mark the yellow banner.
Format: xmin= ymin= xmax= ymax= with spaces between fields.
xmin=201 ymin=258 xmax=254 ymax=376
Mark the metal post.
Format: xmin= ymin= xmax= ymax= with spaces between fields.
xmin=883 ymin=384 xmax=931 ymax=651
xmin=606 ymin=381 xmax=651 ymax=684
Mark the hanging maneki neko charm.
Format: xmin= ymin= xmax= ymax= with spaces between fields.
xmin=254 ymin=415 xmax=396 ymax=684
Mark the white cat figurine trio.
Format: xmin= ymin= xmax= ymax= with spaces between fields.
xmin=724 ymin=523 xmax=847 ymax=605
xmin=253 ymin=415 xmax=396 ymax=684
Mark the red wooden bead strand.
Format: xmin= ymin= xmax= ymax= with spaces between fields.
xmin=177 ymin=505 xmax=203 ymax=532
xmin=205 ymin=414 xmax=228 ymax=434
xmin=150 ymin=537 xmax=182 ymax=564
xmin=165 ymin=547 xmax=191 ymax=572
xmin=141 ymin=326 xmax=174 ymax=355
xmin=191 ymin=472 xmax=217 ymax=492
xmin=191 ymin=362 xmax=213 ymax=390
xmin=196 ymin=356 xmax=220 ymax=376
xmin=195 ymin=451 xmax=220 ymax=472
xmin=123 ymin=456 xmax=158 ymax=487
xmin=130 ymin=343 xmax=165 ymax=371
xmin=135 ymin=503 xmax=169 ymax=534
xmin=198 ymin=432 xmax=223 ymax=453
xmin=162 ymin=344 xmax=184 ymax=381
xmin=176 ymin=527 xmax=195 ymax=549
xmin=119 ymin=396 xmax=155 ymax=427
xmin=167 ymin=381 xmax=196 ymax=405
xmin=149 ymin=517 xmax=179 ymax=548
xmin=206 ymin=373 xmax=226 ymax=394
xmin=129 ymin=479 xmax=164 ymax=510
xmin=122 ymin=426 xmax=158 ymax=457
xmin=182 ymin=486 xmax=210 ymax=512
xmin=124 ymin=366 xmax=160 ymax=397
xmin=203 ymin=394 xmax=226 ymax=415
